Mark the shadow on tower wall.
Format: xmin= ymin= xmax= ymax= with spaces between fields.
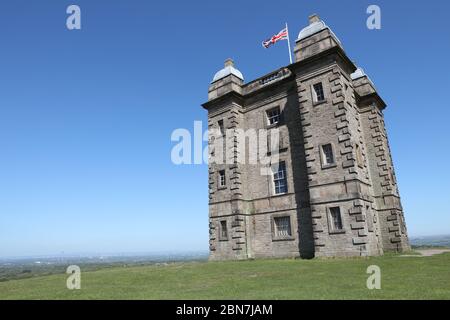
xmin=285 ymin=86 xmax=315 ymax=259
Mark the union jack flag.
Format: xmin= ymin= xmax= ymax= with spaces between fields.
xmin=262 ymin=27 xmax=288 ymax=48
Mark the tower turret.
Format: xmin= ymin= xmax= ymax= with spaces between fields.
xmin=208 ymin=59 xmax=244 ymax=101
xmin=294 ymin=14 xmax=344 ymax=62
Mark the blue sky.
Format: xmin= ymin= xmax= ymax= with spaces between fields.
xmin=0 ymin=0 xmax=449 ymax=258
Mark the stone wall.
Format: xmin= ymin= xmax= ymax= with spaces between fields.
xmin=203 ymin=15 xmax=409 ymax=260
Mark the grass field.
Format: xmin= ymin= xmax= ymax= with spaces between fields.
xmin=0 ymin=253 xmax=449 ymax=300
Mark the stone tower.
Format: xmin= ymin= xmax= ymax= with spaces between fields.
xmin=202 ymin=14 xmax=409 ymax=260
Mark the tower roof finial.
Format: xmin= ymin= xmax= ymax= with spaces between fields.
xmin=224 ymin=58 xmax=234 ymax=67
xmin=211 ymin=58 xmax=244 ymax=83
xmin=309 ymin=14 xmax=320 ymax=25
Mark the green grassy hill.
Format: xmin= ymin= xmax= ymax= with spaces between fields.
xmin=1 ymin=253 xmax=449 ymax=300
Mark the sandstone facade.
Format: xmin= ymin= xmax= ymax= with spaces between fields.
xmin=202 ymin=15 xmax=409 ymax=260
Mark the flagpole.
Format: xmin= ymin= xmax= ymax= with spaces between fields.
xmin=285 ymin=22 xmax=293 ymax=64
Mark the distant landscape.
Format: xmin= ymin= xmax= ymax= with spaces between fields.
xmin=409 ymin=234 xmax=450 ymax=248
xmin=1 ymin=250 xmax=449 ymax=299
xmin=1 ymin=235 xmax=448 ymax=284
xmin=0 ymin=251 xmax=208 ymax=282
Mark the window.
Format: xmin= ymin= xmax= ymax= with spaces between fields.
xmin=313 ymin=82 xmax=325 ymax=102
xmin=218 ymin=119 xmax=225 ymax=136
xmin=272 ymin=162 xmax=288 ymax=194
xmin=330 ymin=207 xmax=343 ymax=231
xmin=355 ymin=144 xmax=363 ymax=167
xmin=274 ymin=216 xmax=292 ymax=237
xmin=321 ymin=144 xmax=335 ymax=166
xmin=220 ymin=220 xmax=228 ymax=240
xmin=389 ymin=168 xmax=395 ymax=183
xmin=399 ymin=215 xmax=406 ymax=235
xmin=218 ymin=170 xmax=226 ymax=188
xmin=366 ymin=206 xmax=374 ymax=232
xmin=266 ymin=107 xmax=281 ymax=126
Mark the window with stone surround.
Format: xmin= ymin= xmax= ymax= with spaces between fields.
xmin=399 ymin=214 xmax=406 ymax=235
xmin=329 ymin=207 xmax=343 ymax=231
xmin=218 ymin=119 xmax=225 ymax=136
xmin=313 ymin=82 xmax=325 ymax=102
xmin=219 ymin=220 xmax=228 ymax=240
xmin=321 ymin=143 xmax=335 ymax=166
xmin=218 ymin=170 xmax=226 ymax=188
xmin=366 ymin=205 xmax=374 ymax=232
xmin=389 ymin=168 xmax=396 ymax=184
xmin=356 ymin=143 xmax=363 ymax=167
xmin=274 ymin=216 xmax=292 ymax=238
xmin=266 ymin=106 xmax=281 ymax=126
xmin=272 ymin=161 xmax=287 ymax=194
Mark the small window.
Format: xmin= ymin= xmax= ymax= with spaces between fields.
xmin=321 ymin=144 xmax=335 ymax=166
xmin=218 ymin=170 xmax=226 ymax=187
xmin=399 ymin=214 xmax=406 ymax=235
xmin=218 ymin=120 xmax=225 ymax=136
xmin=313 ymin=82 xmax=325 ymax=102
xmin=272 ymin=162 xmax=287 ymax=194
xmin=266 ymin=107 xmax=281 ymax=126
xmin=366 ymin=206 xmax=374 ymax=232
xmin=330 ymin=207 xmax=343 ymax=231
xmin=389 ymin=169 xmax=395 ymax=183
xmin=355 ymin=144 xmax=363 ymax=167
xmin=220 ymin=220 xmax=228 ymax=240
xmin=274 ymin=216 xmax=292 ymax=237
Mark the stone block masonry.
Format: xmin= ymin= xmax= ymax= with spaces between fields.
xmin=202 ymin=14 xmax=409 ymax=260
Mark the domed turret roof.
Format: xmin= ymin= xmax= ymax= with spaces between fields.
xmin=212 ymin=59 xmax=244 ymax=83
xmin=296 ymin=14 xmax=341 ymax=45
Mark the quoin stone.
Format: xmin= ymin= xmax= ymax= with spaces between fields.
xmin=202 ymin=14 xmax=409 ymax=260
